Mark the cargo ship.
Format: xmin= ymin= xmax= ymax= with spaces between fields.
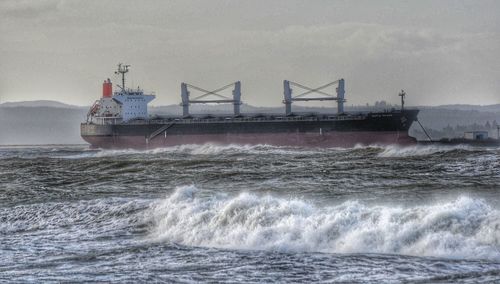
xmin=81 ymin=64 xmax=419 ymax=149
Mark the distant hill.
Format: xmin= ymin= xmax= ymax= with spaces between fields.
xmin=0 ymin=100 xmax=83 ymax=109
xmin=426 ymin=104 xmax=500 ymax=112
xmin=0 ymin=106 xmax=88 ymax=145
xmin=0 ymin=100 xmax=499 ymax=145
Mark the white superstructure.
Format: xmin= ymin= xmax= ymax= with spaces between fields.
xmin=113 ymin=90 xmax=155 ymax=121
xmin=87 ymin=64 xmax=155 ymax=124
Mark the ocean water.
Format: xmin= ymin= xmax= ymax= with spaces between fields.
xmin=1 ymin=144 xmax=499 ymax=283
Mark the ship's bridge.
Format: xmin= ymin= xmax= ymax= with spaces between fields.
xmin=86 ymin=64 xmax=156 ymax=124
xmin=113 ymin=88 xmax=155 ymax=122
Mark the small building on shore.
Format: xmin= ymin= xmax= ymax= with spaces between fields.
xmin=464 ymin=131 xmax=489 ymax=140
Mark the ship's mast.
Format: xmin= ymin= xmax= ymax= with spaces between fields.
xmin=399 ymin=90 xmax=406 ymax=111
xmin=115 ymin=63 xmax=130 ymax=92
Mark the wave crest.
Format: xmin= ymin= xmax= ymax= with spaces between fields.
xmin=376 ymin=144 xmax=472 ymax=157
xmin=147 ymin=186 xmax=500 ymax=260
xmin=64 ymin=144 xmax=326 ymax=158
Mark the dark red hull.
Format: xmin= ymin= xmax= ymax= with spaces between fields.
xmin=82 ymin=110 xmax=419 ymax=149
xmin=82 ymin=131 xmax=417 ymax=149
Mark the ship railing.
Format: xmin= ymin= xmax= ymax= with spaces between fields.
xmin=89 ymin=116 xmax=123 ymax=125
xmin=126 ymin=114 xmax=366 ymax=125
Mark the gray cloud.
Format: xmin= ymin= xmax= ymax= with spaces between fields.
xmin=0 ymin=0 xmax=499 ymax=107
xmin=0 ymin=0 xmax=61 ymax=18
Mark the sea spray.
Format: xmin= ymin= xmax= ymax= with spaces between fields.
xmin=57 ymin=143 xmax=482 ymax=159
xmin=376 ymin=144 xmax=471 ymax=158
xmin=148 ymin=186 xmax=500 ymax=260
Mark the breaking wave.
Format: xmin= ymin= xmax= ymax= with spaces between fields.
xmin=148 ymin=186 xmax=500 ymax=260
xmin=62 ymin=144 xmax=327 ymax=158
xmin=376 ymin=144 xmax=473 ymax=158
xmin=58 ymin=143 xmax=489 ymax=159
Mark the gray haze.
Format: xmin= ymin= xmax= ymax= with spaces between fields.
xmin=1 ymin=0 xmax=500 ymax=107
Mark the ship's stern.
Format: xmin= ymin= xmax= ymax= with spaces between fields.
xmin=80 ymin=123 xmax=114 ymax=148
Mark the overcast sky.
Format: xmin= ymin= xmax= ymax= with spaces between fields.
xmin=1 ymin=0 xmax=499 ymax=107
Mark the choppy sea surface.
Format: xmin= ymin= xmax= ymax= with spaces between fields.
xmin=1 ymin=144 xmax=500 ymax=283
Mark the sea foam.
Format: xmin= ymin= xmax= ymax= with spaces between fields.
xmin=62 ymin=143 xmax=326 ymax=158
xmin=61 ymin=143 xmax=484 ymax=160
xmin=376 ymin=144 xmax=472 ymax=158
xmin=147 ymin=186 xmax=500 ymax=260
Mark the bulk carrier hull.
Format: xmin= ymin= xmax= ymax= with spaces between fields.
xmin=81 ymin=110 xmax=419 ymax=149
xmin=82 ymin=64 xmax=420 ymax=149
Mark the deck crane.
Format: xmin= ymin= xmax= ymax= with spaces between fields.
xmin=283 ymin=79 xmax=346 ymax=116
xmin=181 ymin=81 xmax=242 ymax=117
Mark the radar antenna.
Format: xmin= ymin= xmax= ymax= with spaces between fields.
xmin=115 ymin=63 xmax=130 ymax=92
xmin=399 ymin=90 xmax=406 ymax=111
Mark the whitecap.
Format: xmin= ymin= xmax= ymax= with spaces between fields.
xmin=146 ymin=186 xmax=500 ymax=260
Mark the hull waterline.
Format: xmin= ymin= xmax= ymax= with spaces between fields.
xmin=82 ymin=131 xmax=417 ymax=149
